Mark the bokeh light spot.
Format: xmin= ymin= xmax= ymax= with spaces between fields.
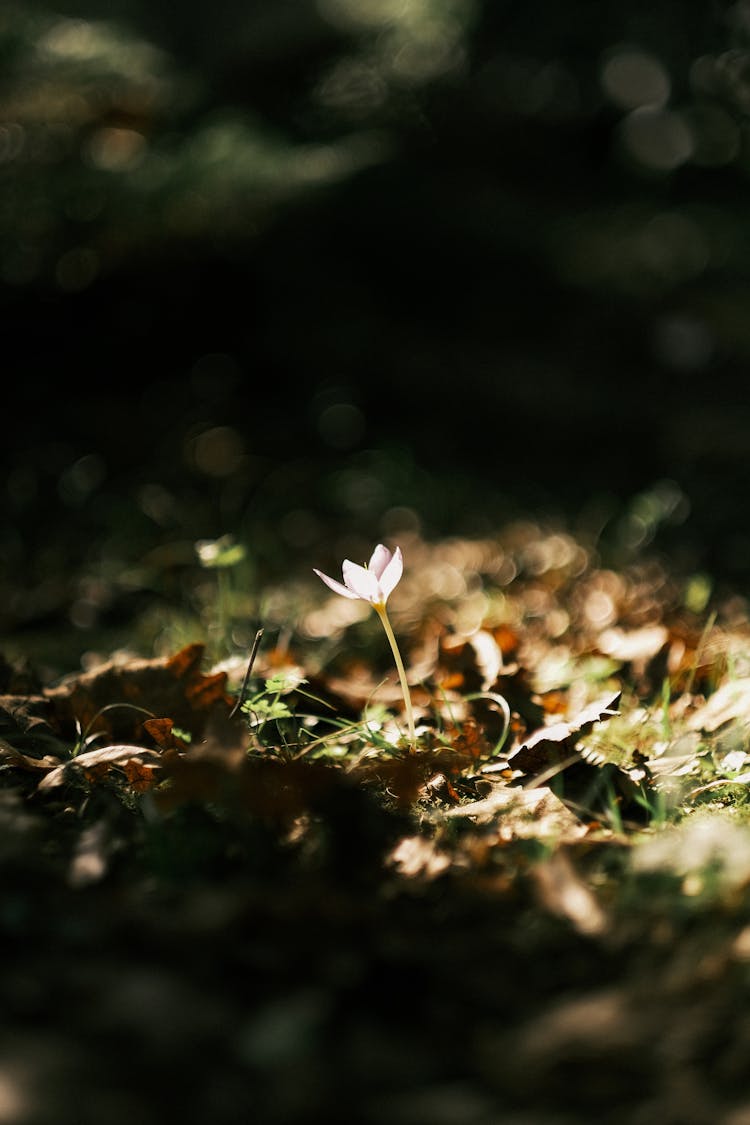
xmin=620 ymin=107 xmax=693 ymax=171
xmin=332 ymin=468 xmax=385 ymax=513
xmin=317 ymin=402 xmax=365 ymax=450
xmin=584 ymin=588 xmax=617 ymax=628
xmin=0 ymin=1066 xmax=29 ymax=1123
xmin=138 ymin=483 xmax=177 ymax=526
xmin=601 ymin=47 xmax=671 ymax=109
xmin=317 ymin=0 xmax=412 ymax=33
xmin=189 ymin=426 xmax=245 ymax=477
xmin=317 ymin=59 xmax=388 ymax=114
xmin=86 ymin=127 xmax=146 ymax=172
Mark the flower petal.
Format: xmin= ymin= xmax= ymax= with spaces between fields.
xmin=342 ymin=560 xmax=380 ymax=602
xmin=368 ymin=544 xmax=392 ymax=580
xmin=378 ymin=546 xmax=403 ymax=600
xmin=313 ymin=569 xmax=361 ymax=599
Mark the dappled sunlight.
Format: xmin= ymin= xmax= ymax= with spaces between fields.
xmin=5 ymin=4 xmax=750 ymax=1122
xmin=0 ymin=5 xmax=390 ymax=289
xmin=632 ymin=813 xmax=750 ymax=896
xmin=303 ymin=594 xmax=372 ymax=639
xmin=317 ymin=0 xmax=474 ymax=86
xmin=37 ymin=14 xmax=166 ymax=73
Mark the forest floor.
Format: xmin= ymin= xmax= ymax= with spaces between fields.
xmin=4 ymin=521 xmax=750 ymax=1124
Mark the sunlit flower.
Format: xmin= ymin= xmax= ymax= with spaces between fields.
xmin=313 ymin=544 xmax=403 ymax=609
xmin=313 ymin=543 xmax=415 ymax=747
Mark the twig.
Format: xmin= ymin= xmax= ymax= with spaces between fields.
xmin=229 ymin=628 xmax=264 ymax=718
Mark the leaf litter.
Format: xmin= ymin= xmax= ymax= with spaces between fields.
xmin=5 ymin=523 xmax=750 ymax=1121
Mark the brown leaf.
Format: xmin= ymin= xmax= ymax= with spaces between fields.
xmin=0 ymin=741 xmax=61 ymax=772
xmin=185 ymin=669 xmax=231 ymax=709
xmin=437 ymin=632 xmax=499 ymax=692
xmin=492 ymin=624 xmax=521 ymax=659
xmin=440 ymin=718 xmax=494 ymax=762
xmin=351 ymin=754 xmax=429 ymax=809
xmin=537 ymin=690 xmax=570 ymax=717
xmin=0 ymin=694 xmax=65 ymax=755
xmin=444 ymin=783 xmax=587 ymax=840
xmin=121 ymin=757 xmax=161 ymax=792
xmin=165 ymin=642 xmax=205 ymax=679
xmin=424 ymin=772 xmax=462 ymax=804
xmin=155 ymin=754 xmax=352 ymax=822
xmin=510 ymin=690 xmax=621 ymax=773
xmin=36 ymin=744 xmax=162 ymax=791
xmin=532 ymin=850 xmax=609 ymax=936
xmin=143 ymin=717 xmax=190 ymax=752
xmin=686 ymin=677 xmax=750 ymax=733
xmin=353 ymin=743 xmax=483 ymax=809
xmin=44 ymin=643 xmax=234 ymax=743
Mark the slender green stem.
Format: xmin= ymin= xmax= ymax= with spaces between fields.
xmin=374 ymin=604 xmax=416 ymax=748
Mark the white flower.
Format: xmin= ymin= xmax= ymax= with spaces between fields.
xmin=313 ymin=544 xmax=403 ymax=609
xmin=313 ymin=542 xmax=414 ymax=746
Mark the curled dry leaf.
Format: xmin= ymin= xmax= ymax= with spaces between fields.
xmin=0 ymin=743 xmax=62 ymax=772
xmin=37 ymin=744 xmax=162 ymax=791
xmin=509 ymin=690 xmax=621 ymax=774
xmin=0 ymin=694 xmax=66 ymax=757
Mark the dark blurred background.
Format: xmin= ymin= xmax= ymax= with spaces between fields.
xmin=3 ymin=0 xmax=750 ymax=661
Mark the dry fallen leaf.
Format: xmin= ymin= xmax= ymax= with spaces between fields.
xmin=532 ymin=850 xmax=609 ymax=936
xmin=143 ymin=717 xmax=191 ymax=752
xmin=37 ymin=744 xmax=162 ymax=791
xmin=0 ymin=694 xmax=65 ymax=757
xmin=510 ymin=690 xmax=621 ymax=773
xmin=686 ymin=677 xmax=750 ymax=733
xmin=44 ymin=643 xmax=235 ymax=743
xmin=0 ymin=742 xmax=62 ymax=772
xmin=444 ymin=783 xmax=587 ymax=840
